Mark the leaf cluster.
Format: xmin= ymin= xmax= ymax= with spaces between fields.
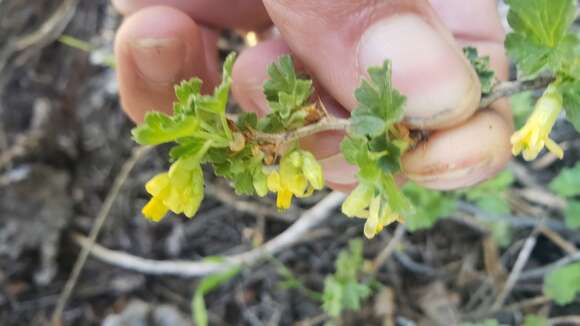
xmin=544 ymin=262 xmax=580 ymax=305
xmin=260 ymin=55 xmax=314 ymax=132
xmin=464 ymin=47 xmax=496 ymax=94
xmin=322 ymin=240 xmax=372 ymax=317
xmin=402 ymin=183 xmax=456 ymax=232
xmin=550 ymin=163 xmax=580 ymax=229
xmin=192 ymin=266 xmax=241 ymax=326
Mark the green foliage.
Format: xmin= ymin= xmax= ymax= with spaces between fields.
xmin=544 ymin=262 xmax=580 ymax=305
xmin=564 ymin=201 xmax=580 ymax=229
xmin=462 ymin=171 xmax=514 ymax=215
xmin=561 ymin=79 xmax=580 ymax=132
xmin=464 ymin=47 xmax=496 ymax=94
xmin=260 ymin=55 xmax=313 ymax=132
xmin=511 ymin=91 xmax=535 ymax=129
xmin=402 ymin=183 xmax=456 ymax=231
xmin=487 ymin=220 xmax=513 ymax=248
xmin=523 ymin=315 xmax=549 ymax=326
xmin=340 ymin=60 xmax=413 ymax=238
xmin=550 ymin=164 xmax=580 ymax=229
xmin=350 ymin=61 xmax=405 ymax=138
xmin=461 ymin=319 xmax=500 ymax=326
xmin=505 ymin=0 xmax=577 ymax=77
xmin=550 ymin=163 xmax=580 ymax=197
xmin=192 ymin=266 xmax=241 ymax=326
xmin=322 ymin=240 xmax=372 ymax=317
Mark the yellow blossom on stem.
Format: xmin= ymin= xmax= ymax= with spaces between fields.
xmin=511 ymin=87 xmax=564 ymax=161
xmin=142 ymin=157 xmax=205 ymax=222
xmin=267 ymin=149 xmax=324 ymax=209
xmin=342 ymin=183 xmax=404 ymax=239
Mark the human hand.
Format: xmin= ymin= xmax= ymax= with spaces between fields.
xmin=113 ymin=0 xmax=513 ymax=191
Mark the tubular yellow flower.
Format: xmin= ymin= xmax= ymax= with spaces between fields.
xmin=511 ymin=88 xmax=564 ymax=161
xmin=267 ymin=149 xmax=324 ymax=209
xmin=142 ymin=157 xmax=205 ymax=222
xmin=343 ymin=183 xmax=405 ymax=239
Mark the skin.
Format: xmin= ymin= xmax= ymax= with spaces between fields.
xmin=112 ymin=0 xmax=513 ymax=192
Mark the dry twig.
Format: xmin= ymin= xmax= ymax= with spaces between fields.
xmin=51 ymin=146 xmax=151 ymax=325
xmin=372 ymin=224 xmax=406 ymax=273
xmin=72 ymin=192 xmax=345 ymax=277
xmin=492 ymin=222 xmax=543 ymax=311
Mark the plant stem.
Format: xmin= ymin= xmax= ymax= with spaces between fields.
xmin=254 ymin=118 xmax=351 ymax=143
xmin=480 ymin=75 xmax=556 ymax=108
xmin=253 ymin=75 xmax=555 ymax=145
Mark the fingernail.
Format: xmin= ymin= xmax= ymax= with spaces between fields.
xmin=319 ymin=154 xmax=359 ymax=185
xmin=358 ymin=15 xmax=479 ymax=129
xmin=131 ymin=37 xmax=184 ymax=85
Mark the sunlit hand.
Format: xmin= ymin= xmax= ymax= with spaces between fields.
xmin=113 ymin=0 xmax=513 ymax=191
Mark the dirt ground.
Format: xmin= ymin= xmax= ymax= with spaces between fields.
xmin=1 ymin=1 xmax=580 ymax=326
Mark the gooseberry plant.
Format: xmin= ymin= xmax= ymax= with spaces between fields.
xmin=132 ymin=0 xmax=580 ymax=239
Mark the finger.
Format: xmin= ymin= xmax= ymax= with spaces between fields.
xmin=262 ymin=0 xmax=481 ymax=130
xmin=403 ymin=110 xmax=512 ymax=190
xmin=112 ymin=0 xmax=271 ymax=30
xmin=115 ymin=6 xmax=218 ymax=122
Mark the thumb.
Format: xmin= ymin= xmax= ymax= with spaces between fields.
xmin=262 ymin=0 xmax=481 ymax=129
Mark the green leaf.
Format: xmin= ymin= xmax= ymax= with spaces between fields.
xmin=506 ymin=0 xmax=575 ymax=48
xmin=340 ymin=136 xmax=366 ymax=165
xmin=560 ymin=80 xmax=580 ymax=132
xmin=322 ymin=240 xmax=371 ymax=317
xmin=523 ymin=315 xmax=549 ymax=326
xmin=461 ymin=170 xmax=513 ymax=214
xmin=403 ymin=183 xmax=457 ymax=231
xmin=544 ymin=262 xmax=580 ymax=305
xmin=169 ymin=138 xmax=206 ymax=161
xmin=132 ymin=112 xmax=199 ymax=145
xmin=463 ymin=47 xmax=496 ymax=94
xmin=192 ymin=266 xmax=241 ymax=326
xmin=263 ymin=55 xmax=313 ymax=120
xmin=474 ymin=195 xmax=511 ymax=215
xmin=511 ymin=91 xmax=534 ymax=129
xmin=236 ymin=112 xmax=258 ymax=131
xmin=564 ymin=201 xmax=580 ymax=229
xmin=351 ymin=60 xmax=406 ymax=138
xmin=505 ymin=0 xmax=576 ymax=77
xmin=550 ymin=163 xmax=580 ymax=197
xmin=487 ymin=220 xmax=513 ymax=248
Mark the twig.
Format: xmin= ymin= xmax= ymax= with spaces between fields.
xmin=252 ymin=74 xmax=555 ymax=144
xmin=480 ymin=75 xmax=555 ymax=108
xmin=372 ymin=224 xmax=406 ymax=273
xmin=254 ymin=118 xmax=350 ymax=144
xmin=51 ymin=146 xmax=150 ymax=325
xmin=539 ymin=226 xmax=578 ymax=255
xmin=519 ymin=251 xmax=580 ymax=281
xmin=492 ymin=223 xmax=542 ymax=311
xmin=0 ymin=0 xmax=79 ymax=74
xmin=549 ymin=316 xmax=580 ymax=325
xmin=504 ymin=295 xmax=551 ymax=311
xmin=72 ymin=192 xmax=345 ymax=277
xmin=205 ymin=184 xmax=295 ymax=223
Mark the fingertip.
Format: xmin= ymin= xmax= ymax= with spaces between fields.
xmin=403 ymin=110 xmax=512 ymax=190
xmin=232 ymin=39 xmax=291 ymax=115
xmin=115 ymin=6 xmax=210 ymax=122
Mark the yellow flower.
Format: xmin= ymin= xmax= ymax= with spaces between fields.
xmin=511 ymin=88 xmax=564 ymax=161
xmin=267 ymin=150 xmax=324 ymax=209
xmin=142 ymin=157 xmax=205 ymax=222
xmin=342 ymin=183 xmax=404 ymax=239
